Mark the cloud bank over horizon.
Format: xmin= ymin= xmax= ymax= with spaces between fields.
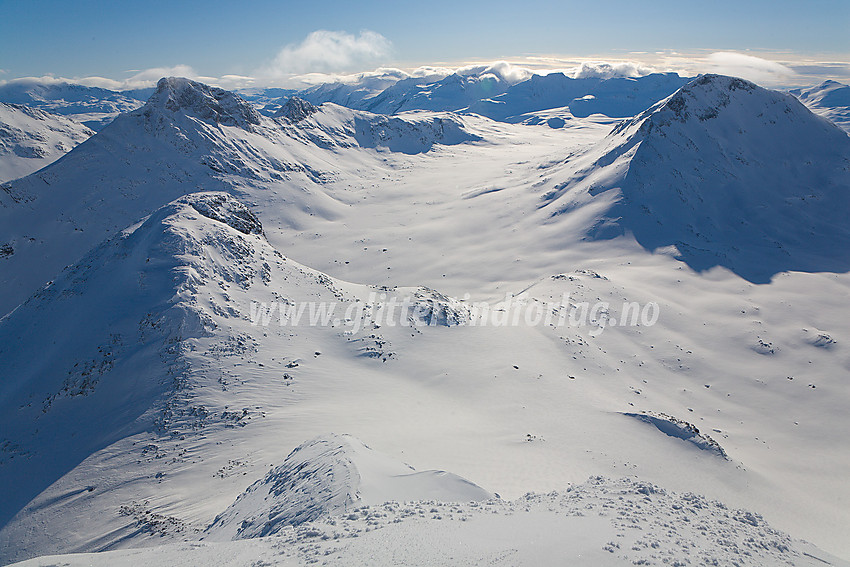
xmin=1 ymin=29 xmax=848 ymax=92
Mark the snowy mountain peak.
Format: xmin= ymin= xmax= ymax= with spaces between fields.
xmin=144 ymin=77 xmax=262 ymax=129
xmin=613 ymin=74 xmax=795 ymax=139
xmin=549 ymin=74 xmax=850 ymax=282
xmin=273 ymin=96 xmax=318 ymax=122
xmin=655 ymin=74 xmax=758 ymax=123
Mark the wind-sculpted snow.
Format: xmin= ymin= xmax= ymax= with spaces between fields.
xmin=0 ymin=192 xmax=302 ymax=558
xmin=206 ymin=434 xmax=491 ymax=540
xmin=0 ymin=193 xmax=479 ymax=562
xmin=623 ymin=412 xmax=728 ymax=459
xmin=544 ymin=74 xmax=850 ymax=282
xmin=0 ymin=195 xmax=252 ymax=547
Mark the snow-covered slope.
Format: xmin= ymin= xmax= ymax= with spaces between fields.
xmin=0 ymin=194 xmax=269 ymax=557
xmin=12 ymin=476 xmax=849 ymax=567
xmin=4 ymin=74 xmax=850 ymax=564
xmin=354 ymin=70 xmax=516 ymax=114
xmin=0 ymin=190 xmax=488 ymax=563
xmin=0 ymin=80 xmax=150 ymax=129
xmin=0 ymin=102 xmax=94 ymax=182
xmin=0 ymin=76 xmax=485 ymax=318
xmin=790 ymin=79 xmax=850 ymax=133
xmin=541 ymin=74 xmax=850 ymax=282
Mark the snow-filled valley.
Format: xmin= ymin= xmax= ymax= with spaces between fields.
xmin=1 ymin=72 xmax=850 ymax=566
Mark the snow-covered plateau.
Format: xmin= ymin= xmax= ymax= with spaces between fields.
xmin=1 ymin=72 xmax=849 ymax=566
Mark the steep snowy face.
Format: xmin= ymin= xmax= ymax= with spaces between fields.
xmin=0 ymin=193 xmax=268 ymax=544
xmin=792 ymin=79 xmax=850 ymax=109
xmin=549 ymin=74 xmax=850 ymax=282
xmin=206 ymin=434 xmax=491 ymax=540
xmin=143 ymin=77 xmax=262 ymax=130
xmin=0 ymin=102 xmax=94 ymax=182
xmin=293 ymin=70 xmax=422 ymax=109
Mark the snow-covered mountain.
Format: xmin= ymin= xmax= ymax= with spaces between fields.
xmin=539 ymin=74 xmax=850 ymax=282
xmin=0 ymin=102 xmax=94 ymax=182
xmin=0 ymin=190 xmax=488 ymax=561
xmin=791 ymin=79 xmax=850 ymax=132
xmin=467 ymin=72 xmax=690 ymax=121
xmin=288 ymin=69 xmax=437 ymax=110
xmin=0 ymin=80 xmax=151 ymax=129
xmin=0 ymin=76 xmax=483 ymax=317
xmin=3 ymin=74 xmax=850 ymax=565
xmin=294 ymin=70 xmax=690 ymax=122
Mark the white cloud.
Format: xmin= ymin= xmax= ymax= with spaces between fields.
xmin=3 ymin=50 xmax=846 ymax=94
xmin=455 ymin=61 xmax=534 ymax=84
xmin=119 ymin=65 xmax=198 ymax=88
xmin=0 ymin=65 xmax=258 ymax=92
xmin=704 ymin=52 xmax=795 ymax=85
xmin=268 ymin=64 xmax=456 ymax=90
xmin=262 ymin=30 xmax=392 ymax=79
xmin=570 ymin=61 xmax=656 ymax=79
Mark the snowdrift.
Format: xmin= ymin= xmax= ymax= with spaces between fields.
xmin=206 ymin=433 xmax=491 ymax=540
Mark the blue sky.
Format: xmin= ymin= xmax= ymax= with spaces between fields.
xmin=1 ymin=0 xmax=848 ymax=87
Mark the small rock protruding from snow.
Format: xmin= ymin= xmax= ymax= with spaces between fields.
xmin=410 ymin=287 xmax=469 ymax=326
xmin=183 ymin=193 xmax=263 ymax=235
